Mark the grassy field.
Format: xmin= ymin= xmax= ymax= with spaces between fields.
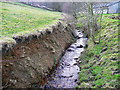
xmin=0 ymin=2 xmax=61 ymax=39
xmin=77 ymin=14 xmax=120 ymax=88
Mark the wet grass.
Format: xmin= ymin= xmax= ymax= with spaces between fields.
xmin=0 ymin=2 xmax=61 ymax=39
xmin=77 ymin=14 xmax=120 ymax=88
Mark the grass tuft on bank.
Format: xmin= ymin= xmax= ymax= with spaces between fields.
xmin=0 ymin=2 xmax=61 ymax=40
xmin=77 ymin=14 xmax=119 ymax=88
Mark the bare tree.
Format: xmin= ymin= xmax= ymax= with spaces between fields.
xmin=87 ymin=2 xmax=106 ymax=44
xmin=68 ymin=2 xmax=106 ymax=44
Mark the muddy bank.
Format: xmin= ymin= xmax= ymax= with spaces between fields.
xmin=2 ymin=22 xmax=75 ymax=88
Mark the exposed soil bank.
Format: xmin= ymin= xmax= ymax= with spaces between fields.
xmin=2 ymin=22 xmax=75 ymax=88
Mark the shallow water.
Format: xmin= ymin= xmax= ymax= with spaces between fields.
xmin=44 ymin=30 xmax=88 ymax=88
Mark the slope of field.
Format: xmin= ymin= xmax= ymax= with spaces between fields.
xmin=77 ymin=14 xmax=120 ymax=88
xmin=0 ymin=2 xmax=61 ymax=39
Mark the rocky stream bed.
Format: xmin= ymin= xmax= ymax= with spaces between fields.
xmin=43 ymin=30 xmax=88 ymax=88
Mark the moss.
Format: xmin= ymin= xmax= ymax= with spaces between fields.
xmin=95 ymin=74 xmax=102 ymax=80
xmin=91 ymin=66 xmax=103 ymax=75
xmin=86 ymin=51 xmax=94 ymax=58
xmin=94 ymin=78 xmax=106 ymax=87
xmin=81 ymin=63 xmax=93 ymax=69
xmin=113 ymin=74 xmax=120 ymax=80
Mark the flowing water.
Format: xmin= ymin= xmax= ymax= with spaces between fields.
xmin=44 ymin=30 xmax=88 ymax=88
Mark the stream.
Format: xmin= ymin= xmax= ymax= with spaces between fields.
xmin=44 ymin=30 xmax=88 ymax=88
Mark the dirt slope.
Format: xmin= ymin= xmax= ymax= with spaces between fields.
xmin=2 ymin=21 xmax=75 ymax=88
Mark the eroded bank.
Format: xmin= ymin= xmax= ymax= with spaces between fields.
xmin=2 ymin=22 xmax=75 ymax=88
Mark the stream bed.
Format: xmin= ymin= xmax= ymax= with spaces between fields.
xmin=44 ymin=30 xmax=88 ymax=88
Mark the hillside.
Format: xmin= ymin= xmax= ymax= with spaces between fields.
xmin=0 ymin=2 xmax=61 ymax=40
xmin=1 ymin=2 xmax=75 ymax=88
xmin=77 ymin=14 xmax=119 ymax=88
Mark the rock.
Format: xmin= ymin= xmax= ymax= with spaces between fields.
xmin=49 ymin=45 xmax=56 ymax=54
xmin=101 ymin=48 xmax=107 ymax=53
xmin=13 ymin=36 xmax=22 ymax=43
xmin=57 ymin=84 xmax=62 ymax=87
xmin=95 ymin=55 xmax=100 ymax=59
xmin=77 ymin=82 xmax=81 ymax=85
xmin=26 ymin=57 xmax=31 ymax=61
xmin=67 ymin=48 xmax=74 ymax=51
xmin=110 ymin=57 xmax=117 ymax=61
xmin=77 ymin=61 xmax=82 ymax=64
xmin=46 ymin=29 xmax=52 ymax=34
xmin=78 ymin=33 xmax=83 ymax=37
xmin=52 ymin=50 xmax=56 ymax=54
xmin=78 ymin=30 xmax=81 ymax=32
xmin=77 ymin=36 xmax=81 ymax=39
xmin=65 ymin=63 xmax=70 ymax=66
xmin=36 ymin=32 xmax=42 ymax=39
xmin=61 ymin=75 xmax=73 ymax=78
xmin=74 ymin=58 xmax=78 ymax=60
xmin=4 ymin=64 xmax=9 ymax=67
xmin=32 ymin=34 xmax=37 ymax=39
xmin=76 ymin=45 xmax=83 ymax=48
xmin=84 ymin=44 xmax=88 ymax=48
xmin=30 ymin=73 xmax=35 ymax=78
xmin=20 ymin=54 xmax=25 ymax=58
xmin=28 ymin=34 xmax=33 ymax=41
xmin=9 ymin=63 xmax=13 ymax=66
xmin=40 ymin=30 xmax=46 ymax=36
xmin=70 ymin=45 xmax=76 ymax=49
xmin=52 ymin=25 xmax=56 ymax=32
xmin=113 ymin=50 xmax=119 ymax=53
xmin=112 ymin=71 xmax=120 ymax=75
xmin=74 ymin=79 xmax=78 ymax=82
xmin=9 ymin=79 xmax=17 ymax=85
xmin=73 ymin=63 xmax=78 ymax=65
xmin=104 ymin=35 xmax=106 ymax=37
xmin=49 ymin=46 xmax=54 ymax=51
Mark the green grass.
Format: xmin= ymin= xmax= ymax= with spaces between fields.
xmin=76 ymin=23 xmax=84 ymax=28
xmin=0 ymin=2 xmax=61 ymax=39
xmin=78 ymin=14 xmax=120 ymax=88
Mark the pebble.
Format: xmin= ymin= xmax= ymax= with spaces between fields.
xmin=76 ymin=45 xmax=83 ymax=48
xmin=67 ymin=48 xmax=74 ymax=51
